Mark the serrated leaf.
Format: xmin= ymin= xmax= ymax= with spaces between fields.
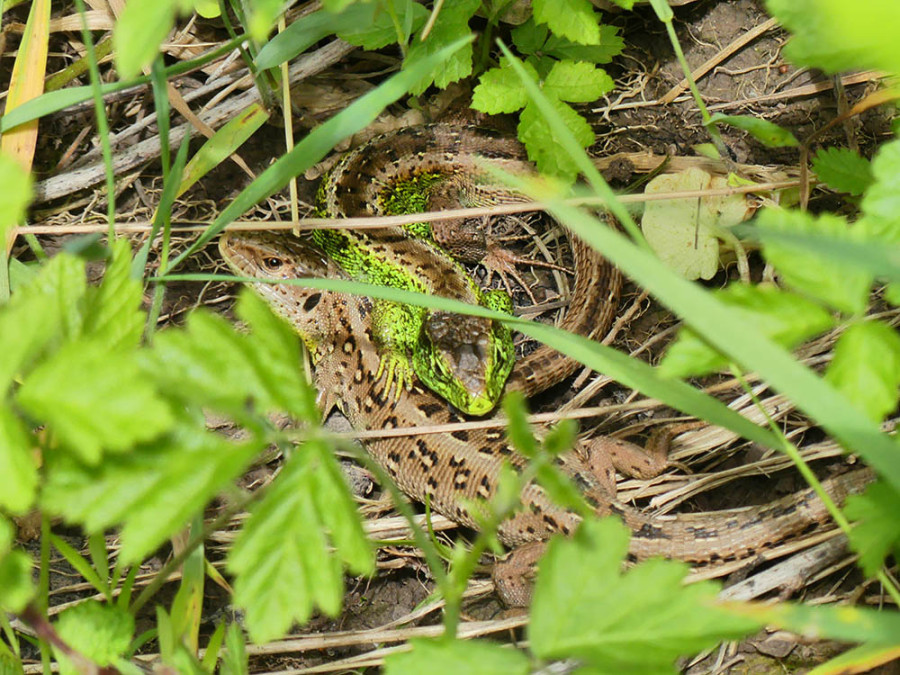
xmin=709 ymin=113 xmax=798 ymax=148
xmin=661 ymin=285 xmax=835 ymax=377
xmin=543 ymin=24 xmax=624 ymax=64
xmin=471 ymin=59 xmax=532 ymax=114
xmin=642 ymin=168 xmax=753 ymax=280
xmin=336 ymin=1 xmax=428 ymax=51
xmin=148 ymin=306 xmax=313 ymax=420
xmin=530 ymin=518 xmax=759 ymax=669
xmin=812 ymin=147 xmax=874 ymax=196
xmin=54 ymin=602 xmax=134 ymax=675
xmin=862 ymin=137 xmax=900 ymax=230
xmin=543 ymin=59 xmax=613 ymax=103
xmin=756 ymin=209 xmax=872 ymax=315
xmin=228 ymin=440 xmax=373 ymax=643
xmin=42 ymin=418 xmax=262 ymax=565
xmin=404 ymin=0 xmax=479 ymax=95
xmin=235 ymin=289 xmax=319 ymax=421
xmin=510 ymin=18 xmax=548 ymax=55
xmin=0 ymin=549 xmax=34 ymax=613
xmin=765 ymin=0 xmax=900 ymax=76
xmin=533 ymin=0 xmax=599 ymax=45
xmin=82 ymin=239 xmax=144 ymax=350
xmin=825 ymin=321 xmax=900 ymax=422
xmin=17 ymin=339 xmax=174 ymax=464
xmin=0 ymin=408 xmax=37 ymax=514
xmin=845 ymin=480 xmax=900 ymax=577
xmin=518 ymin=98 xmax=594 ymax=182
xmin=113 ymin=0 xmax=179 ymax=79
xmin=384 ymin=637 xmax=529 ymax=675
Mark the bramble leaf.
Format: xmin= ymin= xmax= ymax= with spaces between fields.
xmin=54 ymin=602 xmax=134 ymax=675
xmin=756 ymin=209 xmax=872 ymax=315
xmin=17 ymin=338 xmax=175 ymax=464
xmin=543 ymin=59 xmax=613 ymax=103
xmin=845 ymin=480 xmax=900 ymax=577
xmin=518 ymin=98 xmax=594 ymax=181
xmin=472 ymin=59 xmax=533 ymax=114
xmin=0 ymin=408 xmax=37 ymax=514
xmin=825 ymin=320 xmax=900 ymax=422
xmin=405 ymin=0 xmax=479 ymax=95
xmin=530 ymin=518 xmax=759 ymax=669
xmin=534 ymin=0 xmax=599 ymax=45
xmin=766 ymin=0 xmax=900 ymax=76
xmin=228 ymin=440 xmax=373 ymax=643
xmin=812 ymin=147 xmax=874 ymax=196
xmin=662 ymin=284 xmax=834 ymax=377
xmin=385 ymin=638 xmax=529 ymax=675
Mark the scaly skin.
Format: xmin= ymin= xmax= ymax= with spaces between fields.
xmin=314 ymin=125 xmax=541 ymax=416
xmin=219 ymin=231 xmax=874 ymax=606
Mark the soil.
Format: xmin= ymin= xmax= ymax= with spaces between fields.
xmin=4 ymin=0 xmax=897 ymax=672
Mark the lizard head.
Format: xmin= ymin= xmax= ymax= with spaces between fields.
xmin=414 ymin=311 xmax=514 ymax=417
xmin=218 ymin=231 xmax=338 ymax=358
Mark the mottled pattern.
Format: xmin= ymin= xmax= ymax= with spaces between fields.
xmin=220 ymin=230 xmax=874 ymax=565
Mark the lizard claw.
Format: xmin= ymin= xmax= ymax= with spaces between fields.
xmin=375 ymin=354 xmax=414 ymax=402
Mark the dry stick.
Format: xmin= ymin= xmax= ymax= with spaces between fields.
xmin=658 ymin=17 xmax=779 ymax=106
xmin=17 ymin=177 xmax=801 ymax=237
xmin=32 ymin=39 xmax=356 ymax=202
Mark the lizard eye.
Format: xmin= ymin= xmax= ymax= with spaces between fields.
xmin=262 ymin=256 xmax=284 ymax=271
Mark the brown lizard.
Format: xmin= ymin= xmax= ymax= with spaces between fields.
xmin=219 ymin=230 xmax=874 ymax=606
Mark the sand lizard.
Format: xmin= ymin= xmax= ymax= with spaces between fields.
xmin=219 ymin=230 xmax=874 ymax=606
xmin=313 ymin=124 xmax=591 ymax=416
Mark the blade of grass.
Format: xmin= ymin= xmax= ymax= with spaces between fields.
xmin=166 ymin=34 xmax=475 ymax=271
xmin=498 ymin=43 xmax=900 ymax=493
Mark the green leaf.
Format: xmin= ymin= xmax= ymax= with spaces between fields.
xmin=662 ymin=284 xmax=835 ymax=377
xmin=17 ymin=339 xmax=174 ymax=464
xmin=533 ymin=0 xmax=599 ymax=45
xmin=812 ymin=147 xmax=874 ymax=196
xmin=113 ymin=0 xmax=179 ymax=80
xmin=543 ymin=25 xmax=624 ymax=64
xmin=765 ymin=0 xmax=900 ymax=76
xmin=228 ymin=440 xmax=374 ymax=643
xmin=54 ymin=602 xmax=134 ymax=675
xmin=220 ymin=623 xmax=248 ymax=675
xmin=502 ymin=391 xmax=536 ymax=457
xmin=235 ymin=289 xmax=319 ymax=421
xmin=862 ymin=137 xmax=900 ymax=230
xmin=41 ymin=419 xmax=262 ymax=565
xmin=246 ymin=0 xmax=282 ymax=42
xmin=543 ymin=59 xmax=613 ymax=103
xmin=177 ymin=105 xmax=269 ymax=197
xmin=825 ymin=321 xmax=900 ymax=422
xmin=0 ymin=548 xmax=34 ymax=613
xmin=0 ymin=152 xmax=32 ymax=238
xmin=384 ymin=637 xmax=529 ymax=675
xmin=530 ymin=518 xmax=759 ymax=668
xmin=709 ymin=113 xmax=799 ymax=148
xmin=471 ymin=59 xmax=532 ymax=114
xmin=148 ymin=306 xmax=313 ymax=420
xmin=518 ymin=98 xmax=595 ymax=181
xmin=845 ymin=481 xmax=900 ymax=578
xmin=404 ymin=0 xmax=479 ymax=95
xmin=756 ymin=209 xmax=872 ymax=315
xmin=82 ymin=239 xmax=145 ymax=350
xmin=510 ymin=18 xmax=548 ymax=55
xmin=338 ymin=0 xmax=429 ymax=51
xmin=0 ymin=407 xmax=37 ymax=514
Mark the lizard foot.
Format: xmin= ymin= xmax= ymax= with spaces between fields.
xmin=481 ymin=239 xmax=572 ymax=305
xmin=374 ymin=354 xmax=414 ymax=403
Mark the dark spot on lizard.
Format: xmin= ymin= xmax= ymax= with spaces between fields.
xmin=450 ymin=430 xmax=469 ymax=442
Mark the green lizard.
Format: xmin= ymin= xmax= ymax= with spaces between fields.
xmin=219 ymin=229 xmax=874 ymax=607
xmin=312 ymin=125 xmax=551 ymax=416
